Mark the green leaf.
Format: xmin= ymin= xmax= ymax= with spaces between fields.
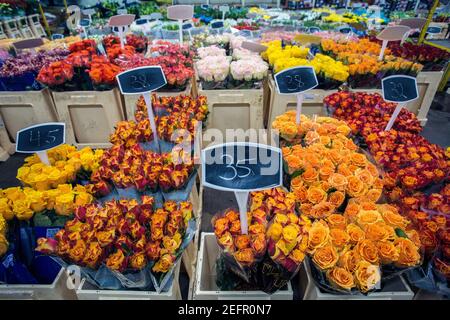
xmin=291 ymin=169 xmax=306 ymax=180
xmin=395 ymin=228 xmax=408 ymax=238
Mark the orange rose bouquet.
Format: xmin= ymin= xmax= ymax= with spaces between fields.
xmin=36 ymin=197 xmax=196 ymax=290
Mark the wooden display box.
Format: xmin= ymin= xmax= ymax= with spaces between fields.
xmin=198 ymin=83 xmax=264 ymax=145
xmin=122 ymin=81 xmax=192 ymax=121
xmin=0 ymin=89 xmax=58 ymax=154
xmin=52 ymin=89 xmax=125 ymax=149
xmin=298 ymin=261 xmax=414 ymax=300
xmin=76 ymin=262 xmax=181 ymax=300
xmin=411 ymin=71 xmax=443 ymax=126
xmin=0 ymin=268 xmax=77 ymax=300
xmin=193 ymin=233 xmax=294 ymax=300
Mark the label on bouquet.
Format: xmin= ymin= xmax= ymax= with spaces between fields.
xmin=337 ymin=26 xmax=352 ymax=34
xmin=116 ymin=66 xmax=167 ymax=95
xmin=108 ymin=14 xmax=135 ymax=27
xmin=13 ymin=38 xmax=44 ymax=50
xmin=308 ymin=27 xmax=321 ymax=33
xmin=79 ymin=19 xmax=90 ymax=27
xmin=182 ymin=22 xmax=193 ymax=30
xmin=381 ymin=75 xmax=418 ymax=104
xmin=201 ymin=142 xmax=282 ymax=192
xmin=211 ymin=21 xmax=224 ymax=29
xmin=274 ymin=66 xmax=318 ymax=95
xmin=241 ymin=41 xmax=268 ymax=53
xmin=16 ymin=122 xmax=65 ymax=153
xmin=167 ymin=5 xmax=194 ymax=20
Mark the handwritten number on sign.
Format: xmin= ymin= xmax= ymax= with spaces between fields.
xmin=45 ymin=130 xmax=60 ymax=144
xmin=130 ymin=74 xmax=151 ymax=90
xmin=29 ymin=130 xmax=41 ymax=147
xmin=388 ymin=81 xmax=407 ymax=100
xmin=286 ymin=75 xmax=305 ymax=92
xmin=219 ymin=155 xmax=255 ymax=181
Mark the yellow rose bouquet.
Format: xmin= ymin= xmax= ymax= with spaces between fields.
xmin=0 ymin=184 xmax=94 ymax=222
xmin=304 ymin=199 xmax=422 ymax=293
xmin=0 ymin=214 xmax=7 ymax=258
xmin=36 ymin=197 xmax=196 ymax=290
xmin=17 ymin=144 xmax=103 ymax=191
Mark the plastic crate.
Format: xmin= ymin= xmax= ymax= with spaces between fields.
xmin=52 ymin=89 xmax=125 ymax=149
xmin=0 ymin=89 xmax=58 ymax=154
xmin=75 ymin=261 xmax=181 ymax=300
xmin=299 ymin=261 xmax=414 ymax=300
xmin=0 ymin=268 xmax=77 ymax=300
xmin=193 ymin=233 xmax=294 ymax=300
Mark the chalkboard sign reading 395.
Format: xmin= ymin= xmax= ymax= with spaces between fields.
xmin=201 ymin=143 xmax=282 ymax=192
xmin=274 ymin=66 xmax=318 ymax=95
xmin=16 ymin=122 xmax=65 ymax=153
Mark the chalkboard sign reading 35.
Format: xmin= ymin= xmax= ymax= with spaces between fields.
xmin=16 ymin=122 xmax=65 ymax=153
xmin=201 ymin=143 xmax=282 ymax=192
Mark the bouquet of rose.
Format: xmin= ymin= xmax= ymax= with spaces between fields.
xmin=324 ymin=91 xmax=422 ymax=138
xmin=232 ymin=47 xmax=259 ymax=61
xmin=68 ymin=39 xmax=97 ymax=55
xmin=197 ymin=45 xmax=226 ymax=59
xmin=0 ymin=184 xmax=93 ymax=220
xmin=262 ymin=40 xmax=310 ymax=69
xmin=365 ymin=130 xmax=448 ymax=191
xmin=196 ymin=55 xmax=230 ymax=86
xmin=36 ymin=197 xmax=195 ymax=290
xmin=304 ymin=199 xmax=422 ymax=293
xmin=230 ymin=57 xmax=268 ymax=84
xmin=0 ymin=213 xmax=7 ymax=258
xmin=88 ymin=55 xmax=122 ymax=90
xmin=16 ymin=144 xmax=103 ymax=190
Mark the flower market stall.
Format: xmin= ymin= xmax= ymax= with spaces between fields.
xmin=0 ymin=2 xmax=448 ymax=302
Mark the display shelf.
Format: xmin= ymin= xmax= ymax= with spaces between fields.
xmin=52 ymin=89 xmax=125 ymax=149
xmin=0 ymin=89 xmax=58 ymax=154
xmin=0 ymin=268 xmax=77 ymax=300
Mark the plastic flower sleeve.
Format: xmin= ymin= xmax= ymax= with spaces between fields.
xmin=212 ymin=208 xmax=267 ymax=285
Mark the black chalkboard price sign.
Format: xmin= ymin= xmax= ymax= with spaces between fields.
xmin=16 ymin=123 xmax=65 ymax=153
xmin=79 ymin=19 xmax=90 ymax=27
xmin=201 ymin=142 xmax=282 ymax=192
xmin=211 ymin=21 xmax=224 ymax=29
xmin=274 ymin=66 xmax=318 ymax=95
xmin=116 ymin=66 xmax=167 ymax=95
xmin=381 ymin=75 xmax=418 ymax=104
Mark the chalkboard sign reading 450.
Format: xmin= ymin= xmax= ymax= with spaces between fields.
xmin=201 ymin=143 xmax=282 ymax=192
xmin=16 ymin=122 xmax=65 ymax=153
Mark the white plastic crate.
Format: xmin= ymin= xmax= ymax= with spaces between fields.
xmin=299 ymin=261 xmax=414 ymax=300
xmin=193 ymin=233 xmax=293 ymax=300
xmin=76 ymin=261 xmax=181 ymax=300
xmin=0 ymin=268 xmax=77 ymax=300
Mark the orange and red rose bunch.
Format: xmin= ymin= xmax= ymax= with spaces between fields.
xmin=88 ymin=55 xmax=122 ymax=86
xmin=37 ymin=60 xmax=74 ymax=88
xmin=213 ymin=209 xmax=267 ymax=267
xmin=68 ymin=39 xmax=97 ymax=55
xmin=36 ymin=197 xmax=193 ymax=274
xmin=365 ymin=130 xmax=448 ymax=191
xmin=324 ymin=91 xmax=422 ymax=136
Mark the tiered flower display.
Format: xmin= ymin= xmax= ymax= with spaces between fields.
xmin=324 ymin=91 xmax=422 ymax=136
xmin=36 ymin=197 xmax=194 ymax=274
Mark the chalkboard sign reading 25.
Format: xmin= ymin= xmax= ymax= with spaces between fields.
xmin=16 ymin=122 xmax=65 ymax=153
xmin=201 ymin=143 xmax=282 ymax=192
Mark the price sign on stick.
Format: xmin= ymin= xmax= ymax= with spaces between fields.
xmin=109 ymin=14 xmax=135 ymax=48
xmin=211 ymin=21 xmax=224 ymax=29
xmin=376 ymin=25 xmax=410 ymax=61
xmin=13 ymin=38 xmax=44 ymax=53
xmin=51 ymin=34 xmax=64 ymax=40
xmin=202 ymin=142 xmax=282 ymax=234
xmin=82 ymin=8 xmax=96 ymax=23
xmin=274 ymin=66 xmax=318 ymax=124
xmin=241 ymin=41 xmax=268 ymax=53
xmin=167 ymin=5 xmax=194 ymax=45
xmin=116 ymin=66 xmax=167 ymax=148
xmin=16 ymin=122 xmax=65 ymax=165
xmin=219 ymin=5 xmax=230 ymax=21
xmin=382 ymin=75 xmax=418 ymax=131
xmin=79 ymin=18 xmax=90 ymax=38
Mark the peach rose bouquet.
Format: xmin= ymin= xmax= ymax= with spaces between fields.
xmin=304 ymin=199 xmax=422 ymax=293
